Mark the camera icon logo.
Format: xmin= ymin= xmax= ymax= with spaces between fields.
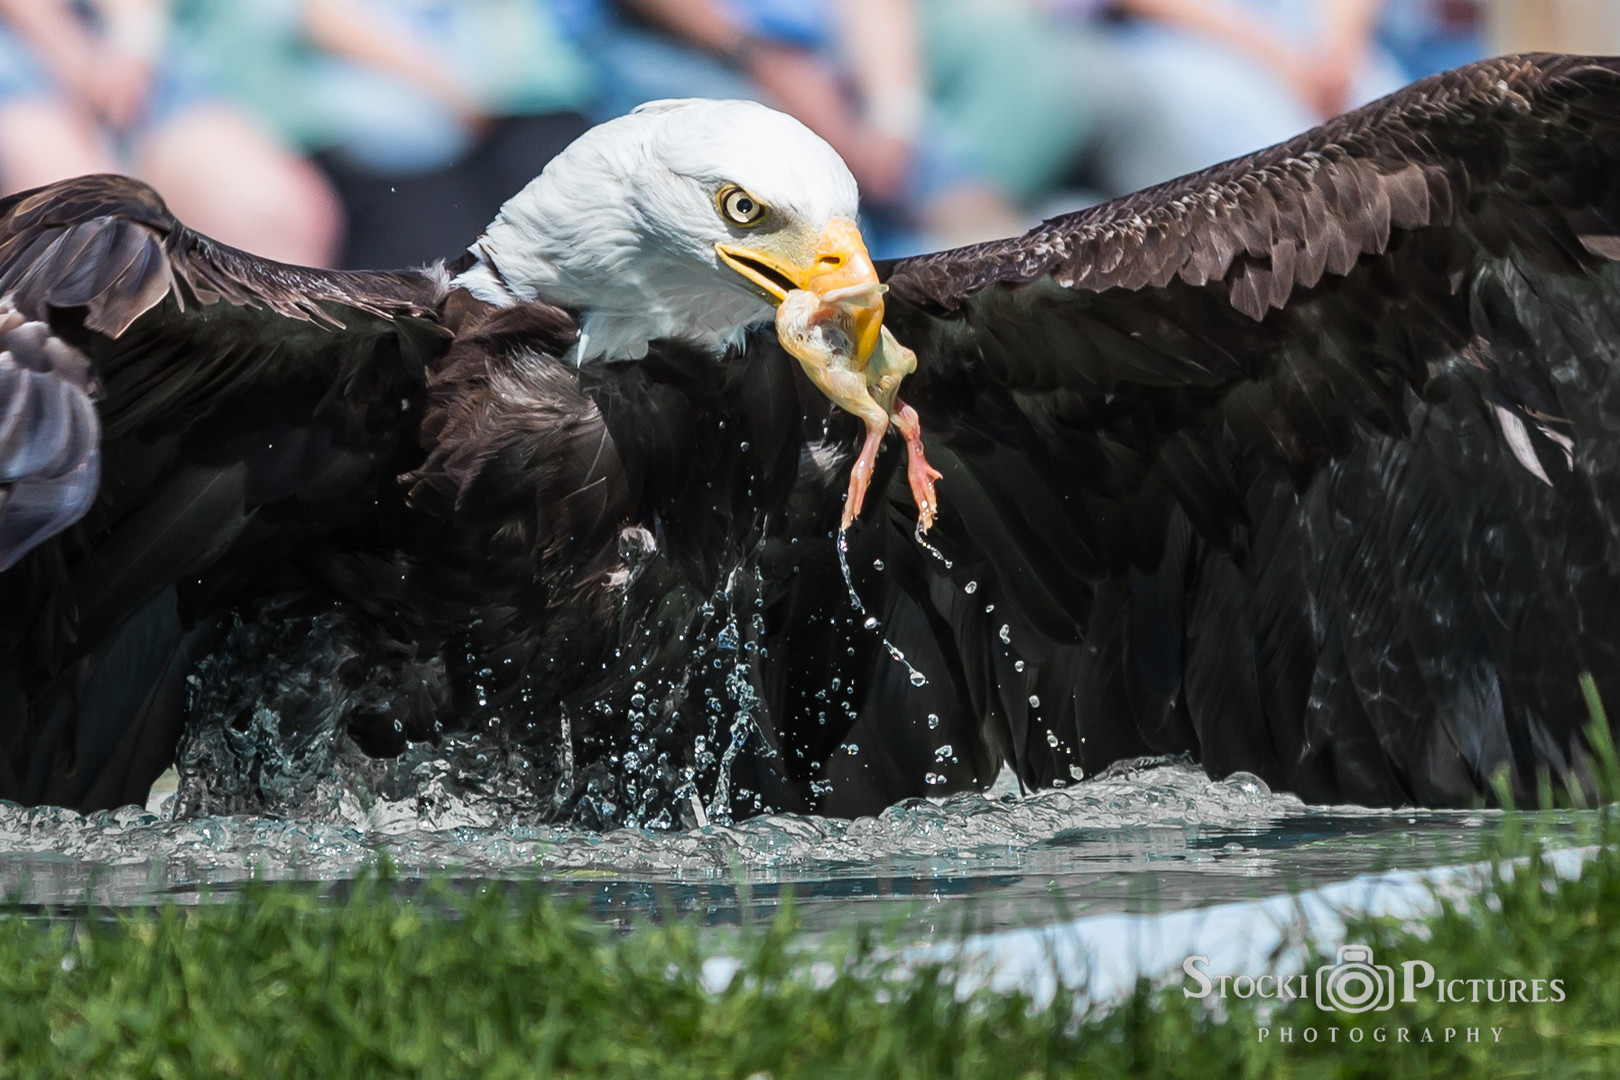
xmin=1314 ymin=944 xmax=1396 ymax=1013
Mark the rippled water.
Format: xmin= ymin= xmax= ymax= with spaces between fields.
xmin=0 ymin=757 xmax=1593 ymax=942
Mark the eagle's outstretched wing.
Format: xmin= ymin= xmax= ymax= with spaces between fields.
xmin=0 ymin=174 xmax=452 ymax=807
xmin=771 ymin=54 xmax=1620 ymax=811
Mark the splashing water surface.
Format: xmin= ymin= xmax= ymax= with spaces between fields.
xmin=0 ymin=755 xmax=1592 ymax=944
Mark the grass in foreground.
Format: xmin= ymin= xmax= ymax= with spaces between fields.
xmin=0 ymin=824 xmax=1611 ymax=1079
xmin=5 ymin=691 xmax=1620 ymax=1078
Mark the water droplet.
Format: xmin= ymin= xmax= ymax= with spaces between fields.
xmin=998 ymin=624 xmax=1011 ymax=644
xmin=1069 ymin=764 xmax=1085 ymax=780
xmin=927 ymin=713 xmax=940 ymax=729
xmin=964 ymin=581 xmax=978 ymax=594
xmin=914 ymin=526 xmax=953 ymax=567
xmin=844 ymin=743 xmax=860 ymax=756
xmin=840 ymin=527 xmax=932 ymax=693
xmin=1046 ymin=729 xmax=1060 ymax=747
xmin=984 ymin=603 xmax=994 ymax=614
xmin=1014 ymin=660 xmax=1025 ymax=672
xmin=872 ymin=558 xmax=884 ymax=570
xmin=934 ymin=744 xmax=953 ymax=762
xmin=1029 ymin=695 xmax=1041 ymax=708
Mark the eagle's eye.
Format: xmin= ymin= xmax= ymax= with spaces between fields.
xmin=718 ymin=185 xmax=766 ymax=226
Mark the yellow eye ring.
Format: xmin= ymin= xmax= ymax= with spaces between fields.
xmin=717 ymin=185 xmax=766 ymax=226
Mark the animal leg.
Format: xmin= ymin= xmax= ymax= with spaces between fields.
xmin=891 ymin=400 xmax=942 ymax=531
xmin=844 ymin=412 xmax=889 ymax=528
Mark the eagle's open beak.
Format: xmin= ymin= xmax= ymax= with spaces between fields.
xmin=717 ymin=218 xmax=883 ymax=365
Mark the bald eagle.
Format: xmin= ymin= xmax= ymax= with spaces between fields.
xmin=4 ymin=55 xmax=1620 ymax=822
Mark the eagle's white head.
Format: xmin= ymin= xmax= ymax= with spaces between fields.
xmin=454 ymin=99 xmax=877 ymax=363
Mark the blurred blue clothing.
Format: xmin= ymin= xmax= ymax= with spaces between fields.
xmin=573 ymin=21 xmax=760 ymax=120
xmin=0 ymin=5 xmax=212 ymax=131
xmin=1377 ymin=0 xmax=1486 ymax=81
xmin=178 ymin=0 xmax=590 ymax=173
xmin=554 ymin=0 xmax=828 ymax=52
xmin=1111 ymin=0 xmax=1409 ymax=173
xmin=313 ymin=0 xmax=588 ymax=171
xmin=555 ymin=0 xmax=974 ymax=257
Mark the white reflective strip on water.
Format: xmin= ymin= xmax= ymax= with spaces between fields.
xmin=911 ymin=844 xmax=1598 ymax=1007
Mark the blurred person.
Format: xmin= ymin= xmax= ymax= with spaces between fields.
xmin=557 ymin=0 xmax=1032 ymax=253
xmin=0 ymin=0 xmax=341 ymax=265
xmin=177 ymin=0 xmax=593 ymax=268
xmin=916 ymin=0 xmax=1203 ymax=214
xmin=1083 ymin=0 xmax=1411 ymax=173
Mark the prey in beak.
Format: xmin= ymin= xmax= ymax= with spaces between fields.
xmin=718 ymin=218 xmax=941 ymax=530
xmin=777 ymin=287 xmax=941 ymax=530
xmin=717 ymin=218 xmax=884 ymax=366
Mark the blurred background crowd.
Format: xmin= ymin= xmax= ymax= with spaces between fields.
xmin=0 ymin=0 xmax=1598 ymax=267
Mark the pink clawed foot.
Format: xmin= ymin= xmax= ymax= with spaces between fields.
xmin=894 ymin=402 xmax=942 ymax=531
xmin=907 ymin=452 xmax=943 ymax=532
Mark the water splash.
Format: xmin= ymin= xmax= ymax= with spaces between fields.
xmin=835 ymin=527 xmax=930 ymax=688
xmin=705 ymin=712 xmax=754 ymax=827
xmin=0 ymin=757 xmax=1545 ymax=914
xmin=913 ymin=520 xmax=953 ymax=569
xmin=694 ymin=565 xmax=773 ymax=826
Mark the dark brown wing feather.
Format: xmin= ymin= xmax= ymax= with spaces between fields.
xmin=0 ymin=174 xmax=435 ymax=334
xmin=0 ymin=174 xmax=455 ymax=807
xmin=772 ymin=54 xmax=1620 ymax=810
xmin=0 ymin=174 xmax=447 ymax=570
xmin=0 ymin=309 xmax=100 ymax=572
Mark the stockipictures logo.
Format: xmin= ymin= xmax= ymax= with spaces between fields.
xmin=1182 ymin=942 xmax=1564 ymax=1011
xmin=1181 ymin=941 xmax=1565 ymax=1043
xmin=1179 ymin=939 xmax=1568 ymax=1042
xmin=1315 ymin=944 xmax=1395 ymax=1013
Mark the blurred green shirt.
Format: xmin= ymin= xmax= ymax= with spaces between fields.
xmin=175 ymin=0 xmax=591 ymax=162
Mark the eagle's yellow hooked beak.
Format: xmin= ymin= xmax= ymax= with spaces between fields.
xmin=717 ymin=218 xmax=883 ymax=365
